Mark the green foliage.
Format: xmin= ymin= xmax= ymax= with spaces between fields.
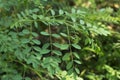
xmin=0 ymin=0 xmax=120 ymax=80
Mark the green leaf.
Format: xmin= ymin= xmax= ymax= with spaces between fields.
xmin=59 ymin=9 xmax=64 ymax=15
xmin=53 ymin=43 xmax=69 ymax=50
xmin=35 ymin=53 xmax=42 ymax=60
xmin=52 ymin=50 xmax=62 ymax=56
xmin=84 ymin=47 xmax=96 ymax=53
xmin=75 ymin=67 xmax=80 ymax=74
xmin=26 ymin=55 xmax=39 ymax=68
xmin=74 ymin=60 xmax=81 ymax=64
xmin=86 ymin=23 xmax=92 ymax=27
xmin=17 ymin=13 xmax=22 ymax=19
xmin=22 ymin=29 xmax=29 ymax=34
xmin=33 ymin=46 xmax=41 ymax=52
xmin=48 ymin=66 xmax=55 ymax=75
xmin=59 ymin=44 xmax=69 ymax=50
xmin=71 ymin=8 xmax=76 ymax=13
xmin=60 ymin=33 xmax=67 ymax=37
xmin=21 ymin=39 xmax=30 ymax=44
xmin=50 ymin=9 xmax=55 ymax=16
xmin=32 ymin=14 xmax=37 ymax=19
xmin=68 ymin=68 xmax=74 ymax=74
xmin=80 ymin=20 xmax=85 ymax=25
xmin=45 ymin=17 xmax=50 ymax=21
xmin=32 ymin=32 xmax=39 ymax=37
xmin=72 ymin=44 xmax=81 ymax=49
xmin=34 ymin=21 xmax=38 ymax=28
xmin=40 ymin=31 xmax=50 ymax=36
xmin=52 ymin=34 xmax=61 ymax=38
xmin=32 ymin=8 xmax=39 ymax=12
xmin=40 ymin=49 xmax=50 ymax=54
xmin=23 ymin=47 xmax=31 ymax=54
xmin=32 ymin=39 xmax=41 ymax=45
xmin=21 ymin=11 xmax=26 ymax=18
xmin=62 ymin=53 xmax=71 ymax=61
xmin=38 ymin=15 xmax=44 ymax=19
xmin=98 ymin=28 xmax=110 ymax=36
xmin=25 ymin=77 xmax=31 ymax=80
xmin=42 ymin=43 xmax=50 ymax=49
xmin=12 ymin=74 xmax=23 ymax=80
xmin=15 ymin=49 xmax=25 ymax=60
xmin=71 ymin=17 xmax=76 ymax=22
xmin=66 ymin=61 xmax=73 ymax=70
xmin=73 ymin=52 xmax=80 ymax=59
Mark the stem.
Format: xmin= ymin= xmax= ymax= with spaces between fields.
xmin=49 ymin=25 xmax=53 ymax=54
xmin=13 ymin=60 xmax=44 ymax=80
xmin=66 ymin=25 xmax=73 ymax=61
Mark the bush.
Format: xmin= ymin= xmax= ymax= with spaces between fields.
xmin=0 ymin=0 xmax=120 ymax=80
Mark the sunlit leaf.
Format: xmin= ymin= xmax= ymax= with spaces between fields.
xmin=72 ymin=44 xmax=81 ymax=49
xmin=75 ymin=67 xmax=80 ymax=74
xmin=50 ymin=9 xmax=55 ymax=16
xmin=59 ymin=9 xmax=64 ymax=15
xmin=52 ymin=50 xmax=62 ymax=56
xmin=60 ymin=33 xmax=67 ymax=37
xmin=40 ymin=31 xmax=50 ymax=36
xmin=73 ymin=52 xmax=80 ymax=59
xmin=74 ymin=60 xmax=81 ymax=64
xmin=52 ymin=34 xmax=61 ymax=38
xmin=53 ymin=43 xmax=69 ymax=50
xmin=62 ymin=53 xmax=71 ymax=61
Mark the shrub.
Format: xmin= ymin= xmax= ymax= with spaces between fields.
xmin=0 ymin=0 xmax=120 ymax=80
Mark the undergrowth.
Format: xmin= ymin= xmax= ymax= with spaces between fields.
xmin=0 ymin=0 xmax=120 ymax=80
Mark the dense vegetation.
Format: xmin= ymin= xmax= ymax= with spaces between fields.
xmin=0 ymin=0 xmax=120 ymax=80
